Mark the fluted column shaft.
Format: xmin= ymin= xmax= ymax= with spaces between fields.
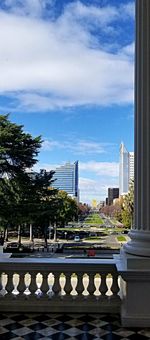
xmin=125 ymin=0 xmax=150 ymax=256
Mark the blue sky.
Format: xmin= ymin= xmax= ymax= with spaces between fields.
xmin=0 ymin=0 xmax=134 ymax=203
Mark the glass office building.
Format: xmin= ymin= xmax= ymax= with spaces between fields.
xmin=52 ymin=161 xmax=79 ymax=200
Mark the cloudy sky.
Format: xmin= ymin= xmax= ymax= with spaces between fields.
xmin=0 ymin=0 xmax=134 ymax=203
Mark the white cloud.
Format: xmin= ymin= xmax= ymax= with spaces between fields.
xmin=80 ymin=161 xmax=119 ymax=177
xmin=3 ymin=0 xmax=54 ymax=18
xmin=122 ymin=2 xmax=135 ymax=19
xmin=79 ymin=176 xmax=119 ymax=203
xmin=42 ymin=139 xmax=61 ymax=151
xmin=42 ymin=139 xmax=115 ymax=155
xmin=0 ymin=1 xmax=134 ymax=111
xmin=33 ymin=162 xmax=59 ymax=172
xmin=120 ymin=43 xmax=134 ymax=59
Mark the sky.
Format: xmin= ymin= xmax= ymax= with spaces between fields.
xmin=0 ymin=0 xmax=135 ymax=203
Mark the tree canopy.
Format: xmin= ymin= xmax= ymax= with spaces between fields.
xmin=0 ymin=114 xmax=41 ymax=178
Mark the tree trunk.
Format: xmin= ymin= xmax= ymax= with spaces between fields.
xmin=18 ymin=225 xmax=21 ymax=245
xmin=53 ymin=222 xmax=57 ymax=242
xmin=30 ymin=223 xmax=33 ymax=242
xmin=44 ymin=226 xmax=47 ymax=248
xmin=4 ymin=227 xmax=8 ymax=242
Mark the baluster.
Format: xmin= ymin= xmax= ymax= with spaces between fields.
xmin=53 ymin=273 xmax=61 ymax=298
xmin=88 ymin=273 xmax=96 ymax=298
xmin=0 ymin=273 xmax=7 ymax=297
xmin=17 ymin=272 xmax=26 ymax=299
xmin=5 ymin=272 xmax=14 ymax=299
xmin=29 ymin=272 xmax=38 ymax=299
xmin=76 ymin=272 xmax=84 ymax=299
xmin=64 ymin=273 xmax=72 ymax=298
xmin=110 ymin=273 xmax=120 ymax=300
xmin=40 ymin=273 xmax=49 ymax=298
xmin=100 ymin=273 xmax=108 ymax=299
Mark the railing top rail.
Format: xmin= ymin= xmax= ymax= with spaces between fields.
xmin=0 ymin=257 xmax=117 ymax=272
xmin=0 ymin=257 xmax=116 ymax=265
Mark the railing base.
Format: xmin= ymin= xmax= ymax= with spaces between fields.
xmin=0 ymin=298 xmax=121 ymax=313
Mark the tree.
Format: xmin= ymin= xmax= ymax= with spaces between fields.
xmin=56 ymin=191 xmax=78 ymax=226
xmin=78 ymin=202 xmax=90 ymax=219
xmin=0 ymin=114 xmax=42 ymax=239
xmin=29 ymin=170 xmax=57 ymax=246
xmin=45 ymin=191 xmax=78 ymax=242
xmin=0 ymin=114 xmax=41 ymax=178
xmin=113 ymin=203 xmax=123 ymax=223
xmin=121 ymin=180 xmax=134 ymax=228
xmin=0 ymin=177 xmax=20 ymax=240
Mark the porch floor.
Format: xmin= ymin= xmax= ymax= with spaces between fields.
xmin=0 ymin=313 xmax=150 ymax=340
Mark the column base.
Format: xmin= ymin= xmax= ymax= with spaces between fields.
xmin=115 ymin=249 xmax=150 ymax=327
xmin=121 ymin=310 xmax=150 ymax=328
xmin=123 ymin=229 xmax=150 ymax=257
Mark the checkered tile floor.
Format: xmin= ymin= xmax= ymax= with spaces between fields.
xmin=0 ymin=313 xmax=150 ymax=340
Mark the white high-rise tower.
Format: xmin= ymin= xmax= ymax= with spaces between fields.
xmin=119 ymin=143 xmax=134 ymax=196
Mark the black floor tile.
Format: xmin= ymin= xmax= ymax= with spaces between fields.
xmin=34 ymin=314 xmax=50 ymax=322
xmin=54 ymin=322 xmax=73 ymax=331
xmin=57 ymin=315 xmax=74 ymax=322
xmin=23 ymin=332 xmax=44 ymax=340
xmin=5 ymin=322 xmax=24 ymax=330
xmin=78 ymin=323 xmax=95 ymax=332
xmin=129 ymin=334 xmax=149 ymax=340
xmin=102 ymin=333 xmax=123 ymax=340
xmin=75 ymin=334 xmax=97 ymax=340
xmin=0 ymin=332 xmax=18 ymax=340
xmin=29 ymin=322 xmax=48 ymax=331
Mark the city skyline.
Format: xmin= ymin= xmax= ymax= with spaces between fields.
xmin=0 ymin=0 xmax=134 ymax=203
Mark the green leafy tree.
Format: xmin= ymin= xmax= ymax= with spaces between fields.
xmin=30 ymin=170 xmax=57 ymax=246
xmin=122 ymin=180 xmax=134 ymax=228
xmin=0 ymin=177 xmax=20 ymax=240
xmin=0 ymin=114 xmax=42 ymax=239
xmin=43 ymin=190 xmax=78 ymax=242
xmin=0 ymin=114 xmax=41 ymax=178
xmin=78 ymin=202 xmax=90 ymax=219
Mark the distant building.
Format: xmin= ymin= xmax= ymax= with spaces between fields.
xmin=97 ymin=201 xmax=105 ymax=209
xmin=129 ymin=152 xmax=134 ymax=183
xmin=106 ymin=197 xmax=108 ymax=205
xmin=108 ymin=188 xmax=119 ymax=206
xmin=52 ymin=161 xmax=79 ymax=200
xmin=100 ymin=200 xmax=105 ymax=208
xmin=92 ymin=199 xmax=97 ymax=209
xmin=119 ymin=143 xmax=134 ymax=195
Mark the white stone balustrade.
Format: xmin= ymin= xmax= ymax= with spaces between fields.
xmin=0 ymin=258 xmax=121 ymax=313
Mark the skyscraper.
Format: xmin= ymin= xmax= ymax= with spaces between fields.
xmin=52 ymin=161 xmax=79 ymax=199
xmin=108 ymin=188 xmax=119 ymax=205
xmin=119 ymin=143 xmax=134 ymax=195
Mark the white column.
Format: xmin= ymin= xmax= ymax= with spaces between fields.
xmin=116 ymin=1 xmax=150 ymax=327
xmin=124 ymin=0 xmax=150 ymax=257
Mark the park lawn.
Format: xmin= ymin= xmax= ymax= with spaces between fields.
xmin=117 ymin=236 xmax=126 ymax=242
xmin=85 ymin=214 xmax=103 ymax=224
